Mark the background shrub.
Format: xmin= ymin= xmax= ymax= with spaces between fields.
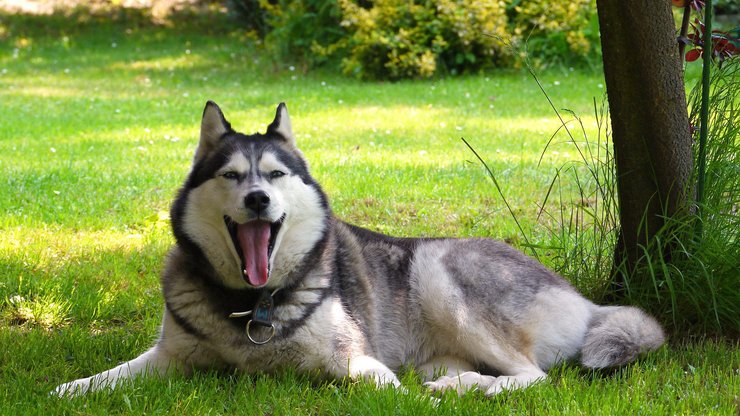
xmin=229 ymin=0 xmax=271 ymax=35
xmin=262 ymin=0 xmax=346 ymax=68
xmin=230 ymin=0 xmax=346 ymax=68
xmin=508 ymin=0 xmax=600 ymax=69
xmin=230 ymin=0 xmax=602 ymax=79
xmin=715 ymin=0 xmax=740 ymax=15
xmin=337 ymin=0 xmax=510 ymax=79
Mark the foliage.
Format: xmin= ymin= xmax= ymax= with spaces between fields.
xmin=683 ymin=18 xmax=738 ymax=65
xmin=674 ymin=0 xmax=739 ymax=66
xmin=460 ymin=56 xmax=619 ymax=298
xmin=478 ymin=52 xmax=739 ymax=335
xmin=336 ymin=0 xmax=510 ymax=79
xmin=675 ymin=57 xmax=739 ymax=335
xmin=592 ymin=60 xmax=739 ymax=336
xmin=671 ymin=0 xmax=705 ymax=10
xmin=623 ymin=0 xmax=739 ymax=336
xmin=230 ymin=0 xmax=347 ymax=68
xmin=533 ymin=99 xmax=620 ymax=299
xmin=715 ymin=0 xmax=740 ymax=14
xmin=228 ymin=0 xmax=601 ymax=79
xmin=508 ymin=0 xmax=601 ymax=69
xmin=523 ymin=0 xmax=740 ymax=336
xmin=228 ymin=0 xmax=270 ymax=35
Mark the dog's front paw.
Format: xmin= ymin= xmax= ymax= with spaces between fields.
xmin=52 ymin=378 xmax=92 ymax=398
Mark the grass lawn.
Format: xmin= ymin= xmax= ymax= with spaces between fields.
xmin=0 ymin=11 xmax=737 ymax=415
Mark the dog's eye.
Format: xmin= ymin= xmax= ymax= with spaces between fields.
xmin=269 ymin=170 xmax=286 ymax=179
xmin=222 ymin=171 xmax=240 ymax=180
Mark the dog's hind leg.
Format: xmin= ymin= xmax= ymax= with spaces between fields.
xmin=423 ymin=371 xmax=497 ymax=395
xmin=418 ymin=356 xmax=495 ymax=395
xmin=434 ymin=300 xmax=547 ymax=395
xmin=416 ymin=355 xmax=475 ymax=381
xmin=420 ymin=351 xmax=546 ymax=396
xmin=462 ymin=332 xmax=547 ymax=396
xmin=482 ymin=367 xmax=547 ymax=396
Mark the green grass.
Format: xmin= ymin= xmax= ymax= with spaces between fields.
xmin=0 ymin=11 xmax=737 ymax=415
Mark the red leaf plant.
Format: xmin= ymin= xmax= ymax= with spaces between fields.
xmin=684 ymin=19 xmax=738 ymax=66
xmin=671 ymin=0 xmax=705 ymax=10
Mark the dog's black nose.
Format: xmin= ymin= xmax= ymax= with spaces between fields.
xmin=245 ymin=190 xmax=271 ymax=213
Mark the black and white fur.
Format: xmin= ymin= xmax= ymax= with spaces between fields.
xmin=54 ymin=102 xmax=665 ymax=397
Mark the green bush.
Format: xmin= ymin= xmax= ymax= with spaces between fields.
xmin=262 ymin=0 xmax=346 ymax=67
xmin=229 ymin=0 xmax=345 ymax=68
xmin=337 ymin=0 xmax=510 ymax=79
xmin=715 ymin=0 xmax=740 ymax=15
xmin=230 ymin=0 xmax=601 ymax=79
xmin=509 ymin=0 xmax=600 ymax=68
xmin=229 ymin=0 xmax=271 ymax=35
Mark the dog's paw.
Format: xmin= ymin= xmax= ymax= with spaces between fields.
xmin=418 ymin=393 xmax=441 ymax=407
xmin=483 ymin=373 xmax=546 ymax=396
xmin=51 ymin=378 xmax=92 ymax=398
xmin=423 ymin=371 xmax=495 ymax=395
xmin=483 ymin=380 xmax=505 ymax=397
xmin=423 ymin=375 xmax=458 ymax=392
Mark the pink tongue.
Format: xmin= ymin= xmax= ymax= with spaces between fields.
xmin=236 ymin=221 xmax=271 ymax=287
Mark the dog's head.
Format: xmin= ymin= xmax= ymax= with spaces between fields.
xmin=171 ymin=102 xmax=329 ymax=289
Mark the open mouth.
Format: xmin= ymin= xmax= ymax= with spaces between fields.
xmin=225 ymin=214 xmax=285 ymax=287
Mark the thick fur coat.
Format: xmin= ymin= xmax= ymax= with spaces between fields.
xmin=54 ymin=102 xmax=665 ymax=397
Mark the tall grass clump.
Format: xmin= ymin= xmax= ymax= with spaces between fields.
xmin=516 ymin=54 xmax=619 ymax=297
xmin=620 ymin=58 xmax=739 ymax=336
xmin=465 ymin=92 xmax=619 ymax=299
xmin=546 ymin=58 xmax=740 ymax=336
xmin=532 ymin=98 xmax=619 ymax=298
xmin=467 ymin=51 xmax=621 ymax=299
xmin=471 ymin=55 xmax=738 ymax=337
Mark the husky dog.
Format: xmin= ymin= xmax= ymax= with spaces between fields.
xmin=55 ymin=102 xmax=664 ymax=397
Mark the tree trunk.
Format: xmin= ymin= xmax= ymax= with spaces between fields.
xmin=595 ymin=1 xmax=693 ymax=292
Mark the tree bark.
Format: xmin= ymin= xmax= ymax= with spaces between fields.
xmin=595 ymin=1 xmax=693 ymax=291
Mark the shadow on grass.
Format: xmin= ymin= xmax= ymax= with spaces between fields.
xmin=0 ymin=8 xmax=565 ymax=113
xmin=0 ymin=4 xmax=242 ymax=39
xmin=0 ymin=5 xmax=269 ymax=88
xmin=0 ymin=241 xmax=164 ymax=330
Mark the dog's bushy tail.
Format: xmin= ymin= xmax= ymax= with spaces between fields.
xmin=580 ymin=306 xmax=665 ymax=369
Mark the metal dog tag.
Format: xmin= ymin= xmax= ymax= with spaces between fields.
xmin=228 ymin=289 xmax=278 ymax=345
xmin=251 ymin=290 xmax=274 ymax=327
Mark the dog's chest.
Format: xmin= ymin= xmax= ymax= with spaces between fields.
xmin=214 ymin=311 xmax=334 ymax=373
xmin=211 ymin=290 xmax=338 ymax=368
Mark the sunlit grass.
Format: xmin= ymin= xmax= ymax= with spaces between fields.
xmin=3 ymin=292 xmax=71 ymax=329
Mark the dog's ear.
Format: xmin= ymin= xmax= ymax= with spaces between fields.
xmin=195 ymin=101 xmax=232 ymax=162
xmin=266 ymin=102 xmax=296 ymax=147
